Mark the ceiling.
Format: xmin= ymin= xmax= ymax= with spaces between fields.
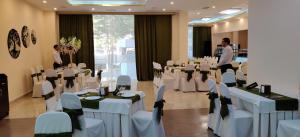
xmin=25 ymin=0 xmax=248 ymax=21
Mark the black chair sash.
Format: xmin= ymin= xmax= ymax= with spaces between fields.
xmin=182 ymin=70 xmax=194 ymax=82
xmin=35 ymin=132 xmax=72 ymax=137
xmin=41 ymin=69 xmax=45 ymax=73
xmin=200 ymin=71 xmax=209 ymax=82
xmin=207 ymin=92 xmax=219 ymax=114
xmin=220 ymin=96 xmax=232 ymax=119
xmin=42 ymin=91 xmax=55 ymax=100
xmin=237 ymin=80 xmax=246 ymax=87
xmin=225 ymin=82 xmax=236 ymax=87
xmin=153 ymin=68 xmax=162 ymax=78
xmin=63 ymin=108 xmax=83 ymax=132
xmin=31 ymin=74 xmax=38 ymax=78
xmin=97 ymin=70 xmax=103 ymax=81
xmin=46 ymin=77 xmax=58 ymax=88
xmin=154 ymin=99 xmax=165 ymax=123
xmin=116 ymin=85 xmax=131 ymax=90
xmin=64 ymin=77 xmax=75 ymax=88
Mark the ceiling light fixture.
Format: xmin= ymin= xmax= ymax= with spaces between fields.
xmin=170 ymin=1 xmax=174 ymax=5
xmin=162 ymin=8 xmax=166 ymax=11
xmin=91 ymin=8 xmax=95 ymax=11
xmin=42 ymin=0 xmax=47 ymax=4
xmin=197 ymin=12 xmax=201 ymax=15
xmin=128 ymin=8 xmax=132 ymax=11
xmin=54 ymin=8 xmax=57 ymax=11
xmin=201 ymin=17 xmax=211 ymax=22
xmin=212 ymin=6 xmax=216 ymax=9
xmin=219 ymin=9 xmax=241 ymax=15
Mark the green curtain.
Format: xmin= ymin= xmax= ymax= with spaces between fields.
xmin=135 ymin=15 xmax=172 ymax=81
xmin=59 ymin=14 xmax=95 ymax=76
xmin=193 ymin=27 xmax=212 ymax=58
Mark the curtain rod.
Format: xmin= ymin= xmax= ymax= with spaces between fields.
xmin=57 ymin=11 xmax=177 ymax=15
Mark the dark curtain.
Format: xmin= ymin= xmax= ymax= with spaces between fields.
xmin=135 ymin=15 xmax=172 ymax=81
xmin=193 ymin=27 xmax=212 ymax=58
xmin=59 ymin=14 xmax=95 ymax=76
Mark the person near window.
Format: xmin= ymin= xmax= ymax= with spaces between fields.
xmin=53 ymin=44 xmax=63 ymax=69
xmin=218 ymin=38 xmax=233 ymax=74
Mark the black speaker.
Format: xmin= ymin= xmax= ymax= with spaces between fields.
xmin=0 ymin=74 xmax=9 ymax=120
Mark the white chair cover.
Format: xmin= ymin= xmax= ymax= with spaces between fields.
xmin=195 ymin=63 xmax=210 ymax=92
xmin=222 ymin=70 xmax=236 ymax=86
xmin=207 ymin=79 xmax=221 ymax=135
xmin=36 ymin=66 xmax=45 ymax=82
xmin=68 ymin=63 xmax=77 ymax=69
xmin=31 ymin=67 xmax=42 ymax=98
xmin=179 ymin=65 xmax=196 ymax=92
xmin=78 ymin=63 xmax=87 ymax=69
xmin=45 ymin=69 xmax=63 ymax=99
xmin=241 ymin=62 xmax=248 ymax=75
xmin=35 ymin=112 xmax=72 ymax=136
xmin=116 ymin=75 xmax=131 ymax=89
xmin=166 ymin=60 xmax=174 ymax=66
xmin=63 ymin=69 xmax=80 ymax=92
xmin=219 ymin=83 xmax=253 ymax=137
xmin=132 ymin=85 xmax=166 ymax=137
xmin=42 ymin=81 xmax=58 ymax=112
xmin=61 ymin=93 xmax=106 ymax=137
xmin=277 ymin=120 xmax=300 ymax=137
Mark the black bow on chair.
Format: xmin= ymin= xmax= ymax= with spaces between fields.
xmin=46 ymin=77 xmax=58 ymax=88
xmin=63 ymin=108 xmax=83 ymax=132
xmin=220 ymin=96 xmax=232 ymax=119
xmin=154 ymin=99 xmax=166 ymax=123
xmin=64 ymin=77 xmax=75 ymax=88
xmin=207 ymin=92 xmax=219 ymax=114
xmin=182 ymin=70 xmax=194 ymax=82
xmin=200 ymin=71 xmax=209 ymax=82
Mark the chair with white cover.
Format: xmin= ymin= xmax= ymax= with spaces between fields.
xmin=222 ymin=69 xmax=236 ymax=87
xmin=179 ymin=65 xmax=196 ymax=92
xmin=219 ymin=83 xmax=253 ymax=137
xmin=116 ymin=75 xmax=131 ymax=90
xmin=35 ymin=112 xmax=72 ymax=137
xmin=61 ymin=93 xmax=106 ymax=137
xmin=78 ymin=63 xmax=87 ymax=69
xmin=166 ymin=60 xmax=174 ymax=66
xmin=231 ymin=61 xmax=240 ymax=72
xmin=132 ymin=85 xmax=166 ymax=137
xmin=41 ymin=81 xmax=58 ymax=112
xmin=277 ymin=119 xmax=300 ymax=137
xmin=207 ymin=79 xmax=221 ymax=136
xmin=195 ymin=63 xmax=210 ymax=92
xmin=215 ymin=69 xmax=222 ymax=84
xmin=31 ymin=68 xmax=43 ymax=98
xmin=236 ymin=69 xmax=247 ymax=87
xmin=36 ymin=66 xmax=45 ymax=82
xmin=45 ymin=69 xmax=63 ymax=99
xmin=241 ymin=62 xmax=248 ymax=75
xmin=63 ymin=69 xmax=80 ymax=92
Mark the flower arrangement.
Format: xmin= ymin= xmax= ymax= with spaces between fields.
xmin=59 ymin=36 xmax=81 ymax=64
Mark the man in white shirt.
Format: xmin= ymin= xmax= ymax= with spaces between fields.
xmin=218 ymin=38 xmax=233 ymax=73
xmin=53 ymin=45 xmax=63 ymax=69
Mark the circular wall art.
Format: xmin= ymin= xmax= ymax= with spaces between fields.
xmin=31 ymin=30 xmax=37 ymax=45
xmin=21 ymin=26 xmax=30 ymax=48
xmin=7 ymin=29 xmax=21 ymax=59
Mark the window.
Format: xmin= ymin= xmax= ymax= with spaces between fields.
xmin=93 ymin=15 xmax=136 ymax=80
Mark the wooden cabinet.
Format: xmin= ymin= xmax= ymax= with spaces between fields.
xmin=0 ymin=74 xmax=9 ymax=120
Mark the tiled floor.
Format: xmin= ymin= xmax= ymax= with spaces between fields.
xmin=1 ymin=81 xmax=216 ymax=137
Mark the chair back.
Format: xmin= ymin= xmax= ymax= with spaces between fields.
xmin=222 ymin=71 xmax=236 ymax=85
xmin=63 ymin=69 xmax=75 ymax=77
xmin=208 ymin=79 xmax=217 ymax=94
xmin=220 ymin=83 xmax=233 ymax=111
xmin=231 ymin=61 xmax=240 ymax=69
xmin=166 ymin=60 xmax=174 ymax=66
xmin=31 ymin=68 xmax=39 ymax=84
xmin=200 ymin=63 xmax=210 ymax=71
xmin=35 ymin=112 xmax=72 ymax=136
xmin=236 ymin=69 xmax=246 ymax=81
xmin=42 ymin=81 xmax=57 ymax=112
xmin=78 ymin=63 xmax=86 ymax=69
xmin=45 ymin=69 xmax=58 ymax=77
xmin=61 ymin=93 xmax=86 ymax=136
xmin=185 ymin=64 xmax=195 ymax=70
xmin=68 ymin=63 xmax=77 ymax=69
xmin=117 ymin=75 xmax=131 ymax=88
xmin=152 ymin=85 xmax=166 ymax=123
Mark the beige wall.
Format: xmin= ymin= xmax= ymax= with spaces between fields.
xmin=172 ymin=11 xmax=189 ymax=62
xmin=248 ymin=0 xmax=300 ymax=97
xmin=211 ymin=17 xmax=248 ymax=54
xmin=0 ymin=0 xmax=57 ymax=101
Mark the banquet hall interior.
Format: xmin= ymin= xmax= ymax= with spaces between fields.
xmin=1 ymin=0 xmax=300 ymax=137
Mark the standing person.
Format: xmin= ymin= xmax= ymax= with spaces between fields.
xmin=53 ymin=44 xmax=63 ymax=69
xmin=218 ymin=38 xmax=233 ymax=73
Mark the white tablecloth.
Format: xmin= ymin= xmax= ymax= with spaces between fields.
xmin=82 ymin=90 xmax=145 ymax=137
xmin=229 ymin=87 xmax=300 ymax=137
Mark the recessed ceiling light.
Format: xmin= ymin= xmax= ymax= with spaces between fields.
xmin=54 ymin=8 xmax=57 ymax=11
xmin=170 ymin=1 xmax=174 ymax=5
xmin=91 ymin=8 xmax=95 ymax=11
xmin=197 ymin=12 xmax=201 ymax=15
xmin=162 ymin=8 xmax=166 ymax=11
xmin=42 ymin=0 xmax=47 ymax=4
xmin=219 ymin=9 xmax=241 ymax=15
xmin=128 ymin=8 xmax=132 ymax=11
xmin=201 ymin=17 xmax=211 ymax=21
xmin=212 ymin=6 xmax=216 ymax=9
